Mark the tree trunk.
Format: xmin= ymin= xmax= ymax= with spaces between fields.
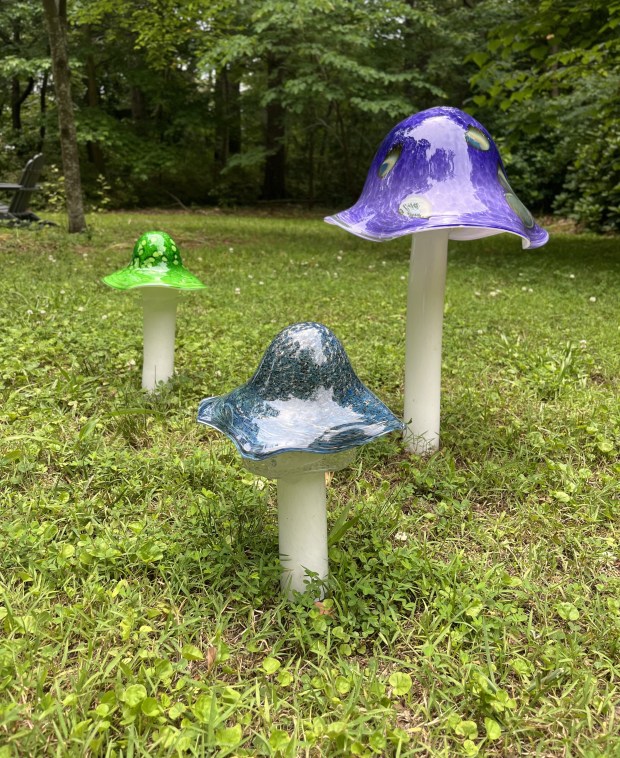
xmin=11 ymin=78 xmax=22 ymax=131
xmin=11 ymin=76 xmax=34 ymax=132
xmin=38 ymin=69 xmax=48 ymax=150
xmin=262 ymin=54 xmax=286 ymax=201
xmin=228 ymin=68 xmax=241 ymax=157
xmin=214 ymin=67 xmax=230 ymax=172
xmin=42 ymin=0 xmax=86 ymax=233
xmin=131 ymin=85 xmax=147 ymax=123
xmin=85 ymin=52 xmax=105 ymax=173
xmin=307 ymin=126 xmax=315 ymax=208
xmin=335 ymin=102 xmax=354 ymax=199
xmin=316 ymin=101 xmax=333 ymax=198
xmin=214 ymin=65 xmax=242 ymax=176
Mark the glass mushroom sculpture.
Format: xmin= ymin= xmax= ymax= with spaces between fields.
xmin=325 ymin=106 xmax=549 ymax=454
xmin=102 ymin=231 xmax=205 ymax=391
xmin=197 ymin=322 xmax=403 ymax=600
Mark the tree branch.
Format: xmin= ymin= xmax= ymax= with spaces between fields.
xmin=17 ymin=77 xmax=35 ymax=108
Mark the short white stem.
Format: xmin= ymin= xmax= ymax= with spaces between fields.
xmin=142 ymin=288 xmax=178 ymax=391
xmin=277 ymin=472 xmax=328 ymax=600
xmin=404 ymin=229 xmax=449 ymax=454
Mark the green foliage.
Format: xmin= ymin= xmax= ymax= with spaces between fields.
xmin=0 ymin=0 xmax=617 ymax=225
xmin=33 ymin=164 xmax=112 ymax=214
xmin=470 ymin=0 xmax=620 ymax=230
xmin=0 ymin=1 xmax=48 ymax=167
xmin=0 ymin=0 xmax=504 ymax=209
xmin=554 ymin=125 xmax=620 ymax=233
xmin=2 ymin=0 xmax=616 ymax=223
xmin=0 ymin=213 xmax=619 ymax=755
xmin=200 ymin=0 xmax=459 ymax=203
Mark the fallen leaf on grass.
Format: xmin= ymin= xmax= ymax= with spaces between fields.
xmin=314 ymin=601 xmax=333 ymax=616
xmin=206 ymin=645 xmax=217 ymax=671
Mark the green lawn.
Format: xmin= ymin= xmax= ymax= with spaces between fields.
xmin=1 ymin=212 xmax=619 ymax=757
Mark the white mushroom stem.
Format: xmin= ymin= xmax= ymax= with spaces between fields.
xmin=243 ymin=450 xmax=355 ymax=601
xmin=277 ymin=472 xmax=328 ymax=600
xmin=404 ymin=228 xmax=450 ymax=454
xmin=141 ymin=287 xmax=178 ymax=391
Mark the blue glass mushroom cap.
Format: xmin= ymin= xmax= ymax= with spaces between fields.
xmin=197 ymin=322 xmax=404 ymax=461
xmin=325 ymin=106 xmax=548 ymax=249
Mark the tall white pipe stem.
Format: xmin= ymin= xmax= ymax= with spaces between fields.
xmin=277 ymin=472 xmax=328 ymax=600
xmin=141 ymin=288 xmax=178 ymax=391
xmin=404 ymin=229 xmax=449 ymax=454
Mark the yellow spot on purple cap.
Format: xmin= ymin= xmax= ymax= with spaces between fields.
xmin=465 ymin=126 xmax=490 ymax=151
xmin=378 ymin=144 xmax=402 ymax=179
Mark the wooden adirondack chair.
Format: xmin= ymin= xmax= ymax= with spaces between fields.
xmin=0 ymin=153 xmax=47 ymax=223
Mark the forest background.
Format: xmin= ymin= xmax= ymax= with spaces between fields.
xmin=1 ymin=0 xmax=618 ymax=233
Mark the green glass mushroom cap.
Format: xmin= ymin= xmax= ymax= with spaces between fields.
xmin=102 ymin=231 xmax=206 ymax=290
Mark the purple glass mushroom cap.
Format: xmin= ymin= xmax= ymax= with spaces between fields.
xmin=197 ymin=322 xmax=404 ymax=461
xmin=325 ymin=106 xmax=548 ymax=249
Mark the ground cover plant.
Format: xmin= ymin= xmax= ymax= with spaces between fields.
xmin=0 ymin=213 xmax=619 ymax=756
